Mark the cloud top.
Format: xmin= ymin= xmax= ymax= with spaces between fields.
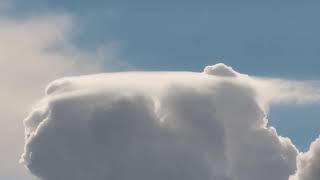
xmin=203 ymin=63 xmax=238 ymax=77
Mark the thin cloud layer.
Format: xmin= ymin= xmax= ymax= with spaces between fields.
xmin=20 ymin=64 xmax=320 ymax=180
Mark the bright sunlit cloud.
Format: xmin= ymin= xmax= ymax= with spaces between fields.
xmin=1 ymin=2 xmax=320 ymax=180
xmin=20 ymin=64 xmax=320 ymax=180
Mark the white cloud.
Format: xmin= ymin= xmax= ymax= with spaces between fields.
xmin=290 ymin=138 xmax=320 ymax=180
xmin=20 ymin=64 xmax=320 ymax=180
xmin=0 ymin=13 xmax=124 ymax=179
xmin=250 ymin=77 xmax=320 ymax=108
xmin=203 ymin=63 xmax=238 ymax=77
xmin=0 ymin=10 xmax=318 ymax=179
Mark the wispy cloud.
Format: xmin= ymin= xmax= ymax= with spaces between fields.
xmin=0 ymin=12 xmax=125 ymax=179
xmin=250 ymin=77 xmax=320 ymax=108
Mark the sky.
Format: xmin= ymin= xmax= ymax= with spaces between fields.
xmin=5 ymin=0 xmax=320 ymax=77
xmin=0 ymin=1 xmax=320 ymax=180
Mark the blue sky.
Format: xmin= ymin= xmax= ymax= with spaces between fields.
xmin=6 ymin=0 xmax=320 ymax=78
xmin=1 ymin=0 xmax=320 ymax=171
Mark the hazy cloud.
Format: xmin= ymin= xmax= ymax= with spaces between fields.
xmin=0 ymin=12 xmax=123 ymax=179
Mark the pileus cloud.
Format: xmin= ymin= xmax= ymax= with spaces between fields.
xmin=20 ymin=64 xmax=320 ymax=180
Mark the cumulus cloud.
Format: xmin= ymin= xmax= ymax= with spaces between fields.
xmin=290 ymin=138 xmax=320 ymax=180
xmin=20 ymin=63 xmax=320 ymax=180
xmin=203 ymin=63 xmax=238 ymax=77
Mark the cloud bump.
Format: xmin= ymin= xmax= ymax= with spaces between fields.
xmin=20 ymin=64 xmax=320 ymax=180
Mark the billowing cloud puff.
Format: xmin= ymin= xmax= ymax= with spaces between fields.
xmin=20 ymin=64 xmax=319 ymax=180
xmin=203 ymin=63 xmax=238 ymax=77
xmin=290 ymin=138 xmax=320 ymax=180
